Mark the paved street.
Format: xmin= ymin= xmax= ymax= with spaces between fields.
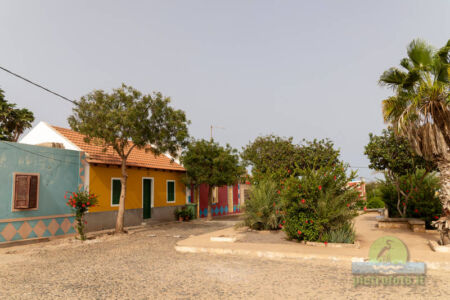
xmin=0 ymin=220 xmax=449 ymax=299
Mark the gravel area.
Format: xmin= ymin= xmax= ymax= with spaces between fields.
xmin=0 ymin=220 xmax=449 ymax=299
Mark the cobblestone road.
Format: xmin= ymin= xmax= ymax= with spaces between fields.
xmin=0 ymin=220 xmax=448 ymax=299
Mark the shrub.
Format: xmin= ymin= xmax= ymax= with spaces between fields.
xmin=174 ymin=206 xmax=194 ymax=221
xmin=366 ymin=197 xmax=385 ymax=209
xmin=380 ymin=171 xmax=442 ymax=228
xmin=327 ymin=223 xmax=356 ymax=244
xmin=242 ymin=178 xmax=282 ymax=230
xmin=65 ymin=190 xmax=98 ymax=241
xmin=280 ymin=162 xmax=359 ymax=243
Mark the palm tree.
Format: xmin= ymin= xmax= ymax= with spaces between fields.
xmin=379 ymin=39 xmax=449 ymax=244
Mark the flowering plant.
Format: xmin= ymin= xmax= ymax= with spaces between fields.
xmin=65 ymin=191 xmax=98 ymax=240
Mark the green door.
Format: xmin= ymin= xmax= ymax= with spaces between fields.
xmin=143 ymin=179 xmax=152 ymax=219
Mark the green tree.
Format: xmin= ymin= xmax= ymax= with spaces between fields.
xmin=181 ymin=139 xmax=244 ymax=220
xmin=379 ymin=39 xmax=449 ymax=242
xmin=364 ymin=128 xmax=436 ymax=217
xmin=0 ymin=89 xmax=34 ymax=141
xmin=241 ymin=135 xmax=339 ymax=182
xmin=68 ymin=84 xmax=189 ymax=233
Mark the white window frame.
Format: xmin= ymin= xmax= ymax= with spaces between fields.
xmin=185 ymin=186 xmax=191 ymax=204
xmin=111 ymin=177 xmax=122 ymax=207
xmin=166 ymin=180 xmax=176 ymax=203
xmin=142 ymin=177 xmax=155 ymax=209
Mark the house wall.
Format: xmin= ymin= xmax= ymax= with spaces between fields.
xmin=198 ymin=183 xmax=242 ymax=218
xmin=0 ymin=142 xmax=82 ymax=243
xmin=86 ymin=165 xmax=187 ymax=231
xmin=19 ymin=121 xmax=80 ymax=151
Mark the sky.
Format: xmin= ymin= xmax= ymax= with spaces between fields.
xmin=1 ymin=0 xmax=449 ymax=181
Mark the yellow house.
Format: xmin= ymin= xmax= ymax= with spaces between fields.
xmin=20 ymin=122 xmax=188 ymax=231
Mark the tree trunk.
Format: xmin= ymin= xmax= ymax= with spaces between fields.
xmin=436 ymin=159 xmax=450 ymax=214
xmin=434 ymin=158 xmax=450 ymax=244
xmin=195 ymin=185 xmax=200 ymax=218
xmin=207 ymin=186 xmax=213 ymax=221
xmin=115 ymin=159 xmax=128 ymax=233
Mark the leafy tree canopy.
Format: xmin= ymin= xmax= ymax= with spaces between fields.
xmin=68 ymin=84 xmax=189 ymax=159
xmin=241 ymin=135 xmax=340 ymax=181
xmin=364 ymin=127 xmax=436 ymax=177
xmin=0 ymin=88 xmax=34 ymax=142
xmin=181 ymin=139 xmax=244 ymax=188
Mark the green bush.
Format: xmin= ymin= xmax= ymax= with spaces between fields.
xmin=380 ymin=170 xmax=442 ymax=228
xmin=174 ymin=206 xmax=194 ymax=221
xmin=242 ymin=178 xmax=282 ymax=230
xmin=281 ymin=162 xmax=359 ymax=243
xmin=327 ymin=223 xmax=356 ymax=244
xmin=366 ymin=197 xmax=385 ymax=209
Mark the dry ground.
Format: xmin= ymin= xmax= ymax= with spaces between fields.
xmin=0 ymin=219 xmax=449 ymax=299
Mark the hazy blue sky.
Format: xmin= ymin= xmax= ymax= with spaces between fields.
xmin=1 ymin=1 xmax=449 ymax=180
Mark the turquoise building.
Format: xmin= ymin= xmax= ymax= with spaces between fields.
xmin=0 ymin=141 xmax=85 ymax=243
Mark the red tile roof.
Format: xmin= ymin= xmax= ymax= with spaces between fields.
xmin=52 ymin=125 xmax=185 ymax=171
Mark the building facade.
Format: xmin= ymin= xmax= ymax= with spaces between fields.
xmin=0 ymin=142 xmax=82 ymax=244
xmin=20 ymin=122 xmax=188 ymax=231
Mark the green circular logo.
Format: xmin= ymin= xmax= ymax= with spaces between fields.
xmin=368 ymin=236 xmax=409 ymax=264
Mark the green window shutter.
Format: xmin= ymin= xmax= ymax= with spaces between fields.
xmin=112 ymin=179 xmax=122 ymax=205
xmin=167 ymin=181 xmax=175 ymax=202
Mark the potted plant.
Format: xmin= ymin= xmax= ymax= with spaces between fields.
xmin=174 ymin=207 xmax=184 ymax=221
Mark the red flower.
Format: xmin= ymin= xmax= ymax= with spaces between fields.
xmin=277 ymin=190 xmax=281 ymax=194
xmin=276 ymin=210 xmax=279 ymax=214
xmin=301 ymin=199 xmax=305 ymax=204
xmin=297 ymin=230 xmax=302 ymax=235
xmin=310 ymin=220 xmax=313 ymax=224
xmin=363 ymin=206 xmax=367 ymax=211
xmin=82 ymin=204 xmax=85 ymax=207
xmin=333 ymin=176 xmax=337 ymax=181
xmin=406 ymin=190 xmax=409 ymax=193
xmin=324 ymin=241 xmax=328 ymax=246
xmin=434 ymin=216 xmax=439 ymax=220
xmin=64 ymin=194 xmax=67 ymax=199
xmin=273 ymin=202 xmax=276 ymax=207
xmin=318 ymin=186 xmax=322 ymax=191
xmin=414 ymin=209 xmax=419 ymax=213
xmin=288 ymin=169 xmax=291 ymax=174
xmin=84 ymin=221 xmax=87 ymax=224
xmin=245 ymin=181 xmax=250 ymax=185
xmin=305 ymin=220 xmax=308 ymax=224
xmin=402 ymin=202 xmax=406 ymax=206
xmin=346 ymin=204 xmax=350 ymax=207
xmin=278 ymin=224 xmax=283 ymax=229
xmin=87 ymin=202 xmax=90 ymax=206
xmin=72 ymin=205 xmax=76 ymax=208
xmin=283 ymin=220 xmax=286 ymax=224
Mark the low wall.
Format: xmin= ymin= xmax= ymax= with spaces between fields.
xmin=378 ymin=217 xmax=425 ymax=232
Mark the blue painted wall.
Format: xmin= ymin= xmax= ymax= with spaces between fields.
xmin=0 ymin=142 xmax=81 ymax=220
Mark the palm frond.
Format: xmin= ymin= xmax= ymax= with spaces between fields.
xmin=407 ymin=39 xmax=434 ymax=68
xmin=379 ymin=68 xmax=407 ymax=89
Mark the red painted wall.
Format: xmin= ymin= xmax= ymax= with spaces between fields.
xmin=196 ymin=184 xmax=242 ymax=218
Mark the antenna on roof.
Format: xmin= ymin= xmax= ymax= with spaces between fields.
xmin=210 ymin=125 xmax=225 ymax=141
